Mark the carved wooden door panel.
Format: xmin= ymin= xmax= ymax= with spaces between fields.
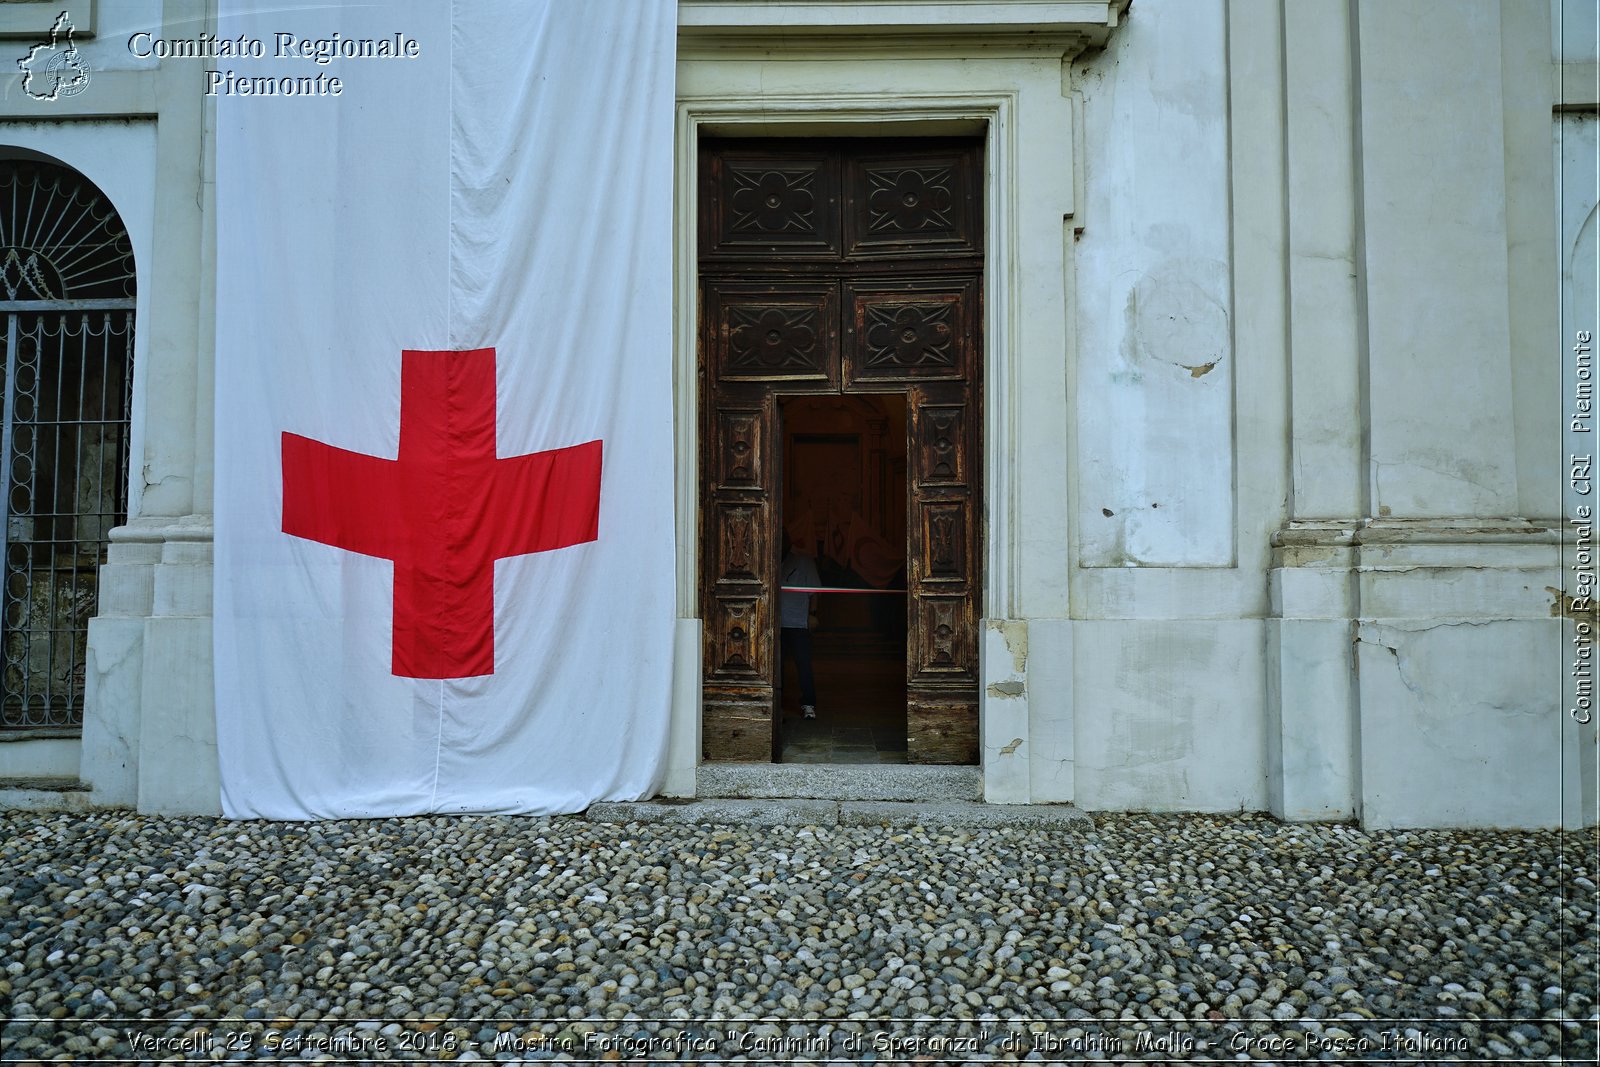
xmin=905 ymin=383 xmax=980 ymax=762
xmin=700 ymin=391 xmax=780 ymax=761
xmin=699 ymin=138 xmax=981 ymax=764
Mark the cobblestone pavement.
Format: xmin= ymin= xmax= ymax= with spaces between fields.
xmin=1 ymin=810 xmax=1595 ymax=1062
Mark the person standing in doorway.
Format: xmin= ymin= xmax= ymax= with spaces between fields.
xmin=780 ymin=532 xmax=820 ymax=718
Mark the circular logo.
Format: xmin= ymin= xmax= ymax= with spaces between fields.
xmin=46 ymin=48 xmax=90 ymax=98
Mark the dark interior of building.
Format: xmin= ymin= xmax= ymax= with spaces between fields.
xmin=776 ymin=394 xmax=908 ymax=763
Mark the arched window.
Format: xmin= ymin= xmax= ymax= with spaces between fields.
xmin=0 ymin=159 xmax=135 ymax=731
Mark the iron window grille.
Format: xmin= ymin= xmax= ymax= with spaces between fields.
xmin=0 ymin=160 xmax=135 ymax=731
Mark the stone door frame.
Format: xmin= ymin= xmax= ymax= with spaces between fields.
xmin=663 ymin=91 xmax=1023 ymax=794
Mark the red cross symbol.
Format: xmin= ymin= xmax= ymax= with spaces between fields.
xmin=281 ymin=348 xmax=602 ymax=679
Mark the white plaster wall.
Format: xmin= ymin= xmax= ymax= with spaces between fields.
xmin=1358 ymin=620 xmax=1564 ymax=829
xmin=1561 ymin=115 xmax=1598 ymax=402
xmin=1343 ymin=530 xmax=1562 ymax=829
xmin=1058 ymin=0 xmax=1268 ymax=809
xmin=1072 ymin=620 xmax=1268 ymax=812
xmin=1282 ymin=2 xmax=1363 ymax=521
xmin=1554 ymin=0 xmax=1599 ymax=62
xmin=1072 ymin=0 xmax=1234 ymax=568
xmin=1266 ymin=535 xmax=1361 ymax=822
xmin=1560 ymin=113 xmax=1599 ymax=827
xmin=138 ymin=614 xmax=216 ymax=815
xmin=662 ymin=618 xmax=700 ymax=797
xmin=981 ymin=620 xmax=1032 ymax=804
xmin=78 ymin=0 xmax=163 ymax=72
xmin=1505 ymin=0 xmax=1562 ymax=521
xmin=1267 ymin=618 xmax=1357 ymax=821
xmin=1356 ymin=0 xmax=1519 ymax=518
xmin=1026 ymin=618 xmax=1074 ymax=804
xmin=81 ymin=616 xmax=145 ymax=804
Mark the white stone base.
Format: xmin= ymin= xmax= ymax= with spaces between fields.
xmin=1269 ymin=520 xmax=1583 ymax=829
xmin=1069 ymin=619 xmax=1269 ymax=813
xmin=80 ymin=517 xmax=219 ymax=816
xmin=0 ymin=736 xmax=80 ymax=780
xmin=1357 ymin=618 xmax=1564 ymax=828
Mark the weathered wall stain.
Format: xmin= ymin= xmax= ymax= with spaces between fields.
xmin=1125 ymin=263 xmax=1229 ymax=378
xmin=998 ymin=620 xmax=1028 ymax=675
xmin=1549 ymin=586 xmax=1598 ymax=642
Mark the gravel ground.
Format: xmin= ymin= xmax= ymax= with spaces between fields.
xmin=1 ymin=810 xmax=1595 ymax=1063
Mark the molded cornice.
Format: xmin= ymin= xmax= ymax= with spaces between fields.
xmin=677 ymin=0 xmax=1131 ymax=56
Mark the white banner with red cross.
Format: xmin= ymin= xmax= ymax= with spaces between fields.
xmin=213 ymin=1 xmax=678 ymax=818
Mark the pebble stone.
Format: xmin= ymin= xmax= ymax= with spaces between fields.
xmin=1 ymin=810 xmax=1594 ymax=1062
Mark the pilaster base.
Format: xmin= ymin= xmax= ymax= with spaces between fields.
xmin=1270 ymin=519 xmax=1584 ymax=828
xmin=81 ymin=516 xmax=218 ymax=815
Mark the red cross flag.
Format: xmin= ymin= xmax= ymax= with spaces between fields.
xmin=281 ymin=349 xmax=603 ymax=680
xmin=213 ymin=1 xmax=677 ymax=818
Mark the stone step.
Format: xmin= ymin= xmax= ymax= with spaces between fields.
xmin=698 ymin=762 xmax=982 ymax=802
xmin=588 ymin=798 xmax=1092 ymax=831
xmin=0 ymin=776 xmax=95 ymax=812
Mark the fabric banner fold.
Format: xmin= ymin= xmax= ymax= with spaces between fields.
xmin=214 ymin=1 xmax=678 ymax=818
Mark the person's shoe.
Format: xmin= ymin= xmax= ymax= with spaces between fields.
xmin=802 ymin=705 xmax=816 ymax=719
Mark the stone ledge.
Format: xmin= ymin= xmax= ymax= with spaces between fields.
xmin=1274 ymin=518 xmax=1559 ymax=549
xmin=698 ymin=762 xmax=982 ymax=802
xmin=587 ymin=798 xmax=1093 ymax=830
xmin=0 ymin=777 xmax=97 ymax=812
xmin=0 ymin=729 xmax=79 ymax=743
xmin=110 ymin=516 xmax=214 ymax=544
xmin=0 ymin=776 xmax=86 ymax=791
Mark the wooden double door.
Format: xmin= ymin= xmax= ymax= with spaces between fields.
xmin=698 ymin=137 xmax=983 ymax=764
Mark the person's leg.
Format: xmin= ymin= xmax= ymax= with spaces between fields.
xmin=779 ymin=627 xmax=792 ymax=707
xmin=792 ymin=628 xmax=817 ymax=711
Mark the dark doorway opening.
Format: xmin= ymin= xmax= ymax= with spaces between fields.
xmin=777 ymin=394 xmax=908 ymax=763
